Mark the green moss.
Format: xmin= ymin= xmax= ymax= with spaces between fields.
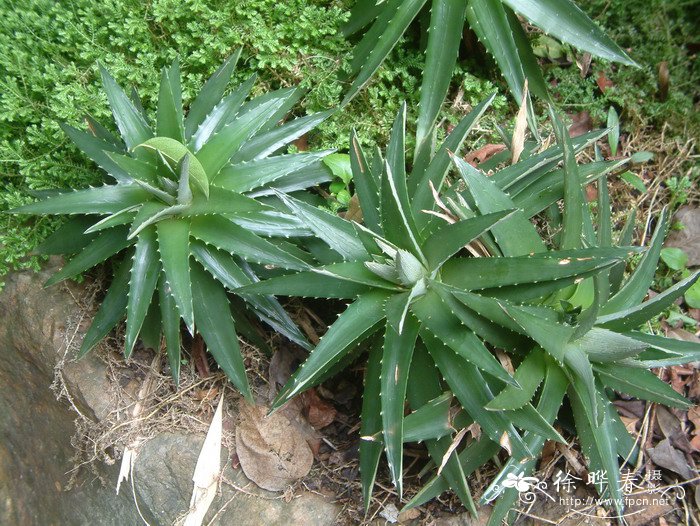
xmin=545 ymin=0 xmax=700 ymax=135
xmin=0 ymin=0 xmax=511 ymax=284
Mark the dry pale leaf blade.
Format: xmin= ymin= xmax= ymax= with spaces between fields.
xmin=116 ymin=448 xmax=135 ymax=495
xmin=510 ymin=80 xmax=529 ymax=165
xmin=183 ymin=393 xmax=225 ymax=526
xmin=235 ymin=402 xmax=313 ymax=491
xmin=437 ymin=427 xmax=468 ymax=477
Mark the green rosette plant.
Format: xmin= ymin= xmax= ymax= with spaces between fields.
xmin=342 ymin=0 xmax=637 ymax=150
xmin=238 ymin=96 xmax=684 ymax=521
xmin=401 ymin=111 xmax=700 ymax=524
xmin=10 ymin=51 xmax=335 ymax=397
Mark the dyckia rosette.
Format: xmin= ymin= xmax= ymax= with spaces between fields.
xmin=433 ymin=111 xmax=700 ymax=523
xmin=239 ymin=97 xmax=650 ymax=520
xmin=11 ymin=51 xmax=334 ymax=398
xmin=342 ymin=0 xmax=636 ymax=151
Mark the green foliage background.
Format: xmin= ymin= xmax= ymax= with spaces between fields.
xmin=0 ymin=0 xmax=697 ymax=284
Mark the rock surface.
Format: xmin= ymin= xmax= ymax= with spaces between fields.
xmin=0 ymin=262 xmax=341 ymax=525
xmin=134 ymin=432 xmax=340 ymax=525
xmin=0 ymin=260 xmax=147 ymax=525
xmin=665 ymin=206 xmax=700 ymax=267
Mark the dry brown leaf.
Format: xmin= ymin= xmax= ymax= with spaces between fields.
xmin=647 ymin=438 xmax=695 ymax=479
xmin=300 ymin=388 xmax=336 ymax=429
xmin=464 ymin=144 xmax=506 ymax=167
xmin=596 ymin=71 xmax=613 ymax=93
xmin=568 ymin=111 xmax=593 ymax=138
xmin=576 ymin=52 xmax=592 ymax=78
xmin=235 ymin=402 xmax=313 ymax=491
xmin=620 ymin=416 xmax=639 ymax=436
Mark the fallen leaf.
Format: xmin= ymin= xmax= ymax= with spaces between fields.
xmin=294 ymin=134 xmax=308 ymax=152
xmin=300 ymin=388 xmax=336 ymax=429
xmin=464 ymin=144 xmax=506 ymax=167
xmin=576 ymin=52 xmax=592 ymax=78
xmin=380 ymin=503 xmax=399 ymax=523
xmin=235 ymin=402 xmax=313 ymax=491
xmin=596 ymin=71 xmax=613 ymax=93
xmin=568 ymin=111 xmax=592 ymax=138
xmin=620 ymin=416 xmax=639 ymax=435
xmin=647 ymin=438 xmax=695 ymax=479
xmin=191 ymin=333 xmax=210 ymax=378
xmin=398 ymin=508 xmax=421 ymax=522
xmin=656 ymin=405 xmax=695 ymax=454
xmin=183 ymin=393 xmax=224 ymax=526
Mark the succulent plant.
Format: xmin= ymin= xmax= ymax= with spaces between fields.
xmin=10 ymin=51 xmax=335 ymax=397
xmin=237 ymin=97 xmax=699 ymax=523
xmin=342 ymin=0 xmax=636 ymax=150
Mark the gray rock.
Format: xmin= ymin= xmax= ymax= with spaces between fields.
xmin=133 ymin=432 xmax=341 ymax=525
xmin=0 ymin=260 xmax=148 ymax=525
xmin=0 ymin=262 xmax=342 ymax=525
xmin=665 ymin=206 xmax=700 ymax=267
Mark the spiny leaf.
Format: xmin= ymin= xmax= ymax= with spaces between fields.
xmin=421 ymin=329 xmax=530 ymax=458
xmin=195 ymin=98 xmax=285 ymax=178
xmin=412 ymin=290 xmax=517 ymax=386
xmin=381 ymin=312 xmax=420 ymax=496
xmin=190 ymin=262 xmax=252 ymax=400
xmin=598 ymin=270 xmax=700 ymax=331
xmin=274 ymin=191 xmax=367 ymax=261
xmin=454 ymin=155 xmax=545 ymax=255
xmin=60 ymin=123 xmax=130 ymax=183
xmin=486 ymin=349 xmax=545 ymax=410
xmin=78 ymin=257 xmax=131 ymax=357
xmin=360 ymin=339 xmax=384 ymax=512
xmin=629 ymin=331 xmax=700 ymax=366
xmin=411 ymin=94 xmax=496 ymax=222
xmin=502 ymin=0 xmax=636 ymax=65
xmin=406 ymin=345 xmax=477 ymax=516
xmin=272 ymin=291 xmax=390 ymax=410
xmin=156 ymin=59 xmax=184 ymax=142
xmin=34 ymin=216 xmax=98 ymax=255
xmin=602 ymin=208 xmax=669 ymax=314
xmin=10 ymin=185 xmax=149 ymax=216
xmin=550 ymin=108 xmax=584 ymax=250
xmin=343 ymin=0 xmax=427 ymax=104
xmin=422 ymin=210 xmax=516 ymax=269
xmin=190 ymin=216 xmax=308 ymax=270
xmin=594 ymin=363 xmax=692 ymax=408
xmin=214 ymin=151 xmax=331 ymax=194
xmin=381 ymin=162 xmax=423 ymax=257
xmin=441 ymin=250 xmax=620 ymax=291
xmin=415 ymin=0 xmax=469 ymax=150
xmin=157 ymin=218 xmax=194 ymax=334
xmin=158 ymin=272 xmax=182 ymax=385
xmin=184 ymin=50 xmax=241 ymax=140
xmin=45 ymin=227 xmax=132 ymax=286
xmin=124 ymin=226 xmax=160 ymax=357
xmin=350 ymin=130 xmax=381 ymax=233
xmin=233 ymin=110 xmax=334 ymax=163
xmin=190 ymin=74 xmax=256 ymax=152
xmin=99 ymin=64 xmax=153 ymax=151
